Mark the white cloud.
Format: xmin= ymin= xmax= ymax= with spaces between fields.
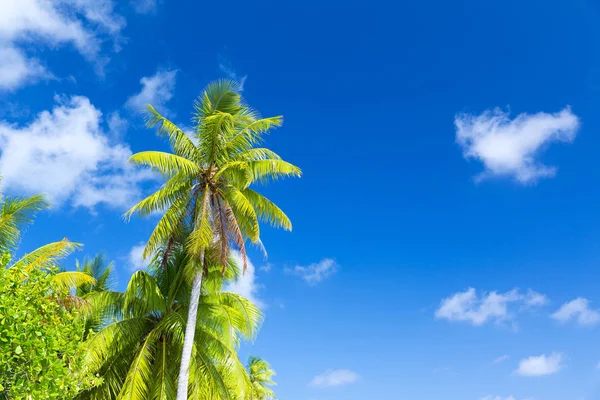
xmin=107 ymin=111 xmax=128 ymax=138
xmin=223 ymin=251 xmax=265 ymax=309
xmin=455 ymin=107 xmax=579 ymax=184
xmin=286 ymin=258 xmax=338 ymax=285
xmin=0 ymin=95 xmax=154 ymax=210
xmin=259 ymin=262 xmax=272 ymax=273
xmin=481 ymin=396 xmax=518 ymax=400
xmin=0 ymin=0 xmax=125 ymax=91
xmin=493 ymin=355 xmax=510 ymax=364
xmin=524 ymin=289 xmax=549 ymax=308
xmin=309 ymin=369 xmax=359 ymax=388
xmin=219 ymin=59 xmax=247 ymax=91
xmin=128 ymin=242 xmax=147 ymax=271
xmin=435 ymin=288 xmax=547 ymax=326
xmin=126 ymin=69 xmax=177 ymax=114
xmin=551 ymin=298 xmax=600 ymax=326
xmin=132 ymin=0 xmax=156 ymax=14
xmin=0 ymin=46 xmax=51 ymax=91
xmin=516 ymin=353 xmax=565 ymax=377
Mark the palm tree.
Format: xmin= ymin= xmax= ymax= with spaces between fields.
xmin=78 ymin=242 xmax=262 ymax=399
xmin=0 ymin=186 xmax=95 ymax=292
xmin=125 ymin=79 xmax=300 ymax=399
xmin=76 ymin=254 xmax=116 ymax=335
xmin=0 ymin=182 xmax=49 ymax=254
xmin=247 ymin=356 xmax=276 ymax=400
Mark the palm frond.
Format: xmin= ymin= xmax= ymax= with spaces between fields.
xmin=226 ymin=116 xmax=283 ymax=156
xmin=129 ymin=151 xmax=201 ymax=179
xmin=219 ymin=186 xmax=260 ymax=243
xmin=0 ymin=193 xmax=49 ymax=251
xmin=11 ymin=238 xmax=81 ymax=270
xmin=124 ymin=175 xmax=193 ymax=221
xmin=145 ymin=105 xmax=200 ymax=162
xmin=53 ymin=271 xmax=97 ymax=292
xmin=124 ymin=270 xmax=167 ymax=317
xmin=242 ymin=188 xmax=292 ymax=231
xmin=246 ymin=160 xmax=302 ymax=184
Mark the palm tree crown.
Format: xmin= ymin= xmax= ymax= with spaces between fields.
xmin=125 ymin=79 xmax=301 ymax=268
xmin=247 ymin=356 xmax=276 ymax=400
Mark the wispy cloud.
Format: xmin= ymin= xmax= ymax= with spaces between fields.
xmin=523 ymin=289 xmax=549 ymax=308
xmin=223 ymin=251 xmax=265 ymax=309
xmin=0 ymin=0 xmax=125 ymax=91
xmin=309 ymin=369 xmax=359 ymax=388
xmin=492 ymin=355 xmax=510 ymax=364
xmin=126 ymin=69 xmax=178 ymax=115
xmin=455 ymin=107 xmax=579 ymax=184
xmin=131 ymin=0 xmax=156 ymax=14
xmin=128 ymin=242 xmax=148 ymax=271
xmin=259 ymin=262 xmax=273 ymax=273
xmin=435 ymin=288 xmax=548 ymax=327
xmin=0 ymin=95 xmax=154 ymax=210
xmin=218 ymin=57 xmax=247 ymax=91
xmin=551 ymin=298 xmax=600 ymax=326
xmin=286 ymin=258 xmax=338 ymax=285
xmin=515 ymin=352 xmax=565 ymax=377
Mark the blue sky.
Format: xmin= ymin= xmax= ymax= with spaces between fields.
xmin=2 ymin=0 xmax=600 ymax=399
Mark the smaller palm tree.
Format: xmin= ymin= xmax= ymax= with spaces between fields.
xmin=79 ymin=242 xmax=262 ymax=399
xmin=0 ymin=184 xmax=49 ymax=254
xmin=247 ymin=356 xmax=276 ymax=400
xmin=75 ymin=254 xmax=116 ymax=335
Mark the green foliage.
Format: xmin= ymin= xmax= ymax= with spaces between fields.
xmin=127 ymin=80 xmax=298 ymax=400
xmin=75 ymin=255 xmax=116 ymax=335
xmin=126 ymin=78 xmax=301 ymax=269
xmin=77 ymin=243 xmax=262 ymax=400
xmin=247 ymin=357 xmax=276 ymax=400
xmin=0 ymin=186 xmax=49 ymax=254
xmin=0 ymin=263 xmax=98 ymax=399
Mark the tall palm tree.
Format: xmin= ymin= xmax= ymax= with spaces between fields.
xmin=125 ymin=79 xmax=300 ymax=399
xmin=247 ymin=356 xmax=276 ymax=400
xmin=78 ymin=243 xmax=262 ymax=399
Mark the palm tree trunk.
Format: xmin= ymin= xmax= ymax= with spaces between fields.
xmin=176 ymin=252 xmax=204 ymax=400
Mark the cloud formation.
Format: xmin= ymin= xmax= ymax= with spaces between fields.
xmin=551 ymin=298 xmax=600 ymax=326
xmin=223 ymin=252 xmax=265 ymax=308
xmin=455 ymin=107 xmax=579 ymax=184
xmin=0 ymin=95 xmax=154 ymax=210
xmin=126 ymin=69 xmax=178 ymax=114
xmin=435 ymin=288 xmax=547 ymax=326
xmin=309 ymin=369 xmax=359 ymax=388
xmin=131 ymin=0 xmax=156 ymax=14
xmin=492 ymin=355 xmax=510 ymax=364
xmin=0 ymin=0 xmax=125 ymax=90
xmin=515 ymin=352 xmax=565 ymax=376
xmin=128 ymin=242 xmax=147 ymax=271
xmin=286 ymin=258 xmax=338 ymax=285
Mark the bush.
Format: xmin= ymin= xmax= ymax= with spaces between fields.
xmin=0 ymin=260 xmax=97 ymax=399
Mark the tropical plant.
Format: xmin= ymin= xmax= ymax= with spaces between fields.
xmin=77 ymin=242 xmax=262 ymax=400
xmin=247 ymin=356 xmax=276 ymax=400
xmin=0 ymin=183 xmax=49 ymax=254
xmin=125 ymin=79 xmax=300 ymax=399
xmin=0 ymin=240 xmax=98 ymax=399
xmin=75 ymin=254 xmax=116 ymax=335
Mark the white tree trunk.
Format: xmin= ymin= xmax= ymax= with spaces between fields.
xmin=176 ymin=255 xmax=204 ymax=400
